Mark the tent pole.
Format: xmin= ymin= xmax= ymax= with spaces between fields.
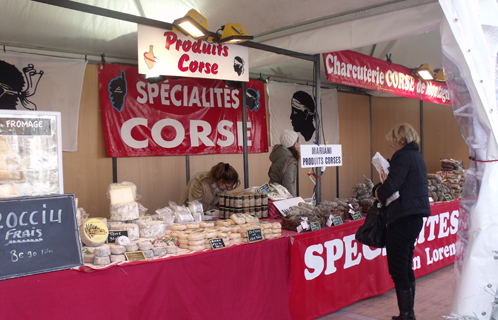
xmin=314 ymin=54 xmax=322 ymax=204
xmin=241 ymin=82 xmax=249 ymax=189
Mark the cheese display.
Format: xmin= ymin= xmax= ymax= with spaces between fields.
xmin=152 ymin=247 xmax=167 ymax=256
xmin=110 ymin=245 xmax=126 ymax=255
xmin=80 ymin=218 xmax=109 ymax=247
xmin=137 ymin=241 xmax=153 ymax=251
xmin=109 ymin=223 xmax=139 ymax=241
xmin=138 ymin=221 xmax=166 ymax=239
xmin=94 ymin=245 xmax=111 ymax=257
xmin=110 ymin=255 xmax=126 ymax=263
xmin=94 ymin=256 xmax=111 ymax=265
xmin=108 ymin=182 xmax=137 ymax=204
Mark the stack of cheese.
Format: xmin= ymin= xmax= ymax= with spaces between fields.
xmin=107 ymin=182 xmax=143 ymax=240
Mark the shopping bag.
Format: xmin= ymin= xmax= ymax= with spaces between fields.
xmin=355 ymin=200 xmax=386 ymax=248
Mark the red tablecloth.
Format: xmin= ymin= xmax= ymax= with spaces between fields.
xmin=0 ymin=237 xmax=291 ymax=320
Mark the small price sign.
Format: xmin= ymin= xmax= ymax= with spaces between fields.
xmin=247 ymin=228 xmax=264 ymax=243
xmin=443 ymin=194 xmax=452 ymax=201
xmin=351 ymin=212 xmax=363 ymax=220
xmin=124 ymin=251 xmax=147 ymax=261
xmin=107 ymin=230 xmax=128 ymax=244
xmin=209 ymin=238 xmax=226 ymax=250
xmin=332 ymin=216 xmax=343 ymax=226
xmin=310 ymin=221 xmax=321 ymax=231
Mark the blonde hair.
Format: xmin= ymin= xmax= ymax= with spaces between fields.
xmin=385 ymin=123 xmax=420 ymax=146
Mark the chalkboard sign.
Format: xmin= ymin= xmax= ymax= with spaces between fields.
xmin=310 ymin=221 xmax=321 ymax=231
xmin=107 ymin=230 xmax=129 ymax=244
xmin=332 ymin=216 xmax=344 ymax=226
xmin=209 ymin=238 xmax=226 ymax=250
xmin=0 ymin=194 xmax=82 ymax=281
xmin=351 ymin=212 xmax=363 ymax=220
xmin=247 ymin=228 xmax=264 ymax=243
xmin=257 ymin=183 xmax=271 ymax=194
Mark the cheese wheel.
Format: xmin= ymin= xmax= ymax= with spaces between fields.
xmin=170 ymin=231 xmax=180 ymax=238
xmin=108 ymin=183 xmax=136 ymax=205
xmin=143 ymin=249 xmax=154 ymax=259
xmin=124 ymin=243 xmax=138 ymax=252
xmin=263 ymin=228 xmax=273 ymax=235
xmin=177 ymin=232 xmax=189 ymax=240
xmin=204 ymin=230 xmax=217 ymax=238
xmin=186 ymin=222 xmax=200 ymax=229
xmin=229 ymin=233 xmax=241 ymax=240
xmin=241 ymin=237 xmax=249 ymax=243
xmin=217 ymin=231 xmax=230 ymax=238
xmin=232 ymin=238 xmax=242 ymax=245
xmin=137 ymin=241 xmax=153 ymax=251
xmin=260 ymin=221 xmax=272 ymax=229
xmin=188 ymin=245 xmax=205 ymax=251
xmin=94 ymin=245 xmax=111 ymax=257
xmin=109 ymin=202 xmax=140 ymax=221
xmin=271 ymin=222 xmax=282 ymax=229
xmin=230 ymin=214 xmax=246 ymax=225
xmin=110 ymin=245 xmax=126 ymax=255
xmin=110 ymin=255 xmax=126 ymax=263
xmin=179 ymin=243 xmax=189 ymax=249
xmin=152 ymin=247 xmax=167 ymax=256
xmin=170 ymin=224 xmax=187 ymax=231
xmin=187 ymin=230 xmax=206 ymax=240
xmin=115 ymin=236 xmax=131 ymax=246
xmin=188 ymin=239 xmax=206 ymax=246
xmin=83 ymin=254 xmax=95 ymax=263
xmin=216 ymin=225 xmax=231 ymax=232
xmin=200 ymin=221 xmax=215 ymax=228
xmin=94 ymin=256 xmax=111 ymax=265
xmin=216 ymin=220 xmax=233 ymax=227
xmin=138 ymin=221 xmax=166 ymax=239
xmin=221 ymin=236 xmax=230 ymax=243
xmin=231 ymin=225 xmax=241 ymax=233
xmin=243 ymin=214 xmax=259 ymax=224
xmin=109 ymin=223 xmax=139 ymax=241
xmin=204 ymin=243 xmax=212 ymax=250
xmin=80 ymin=219 xmax=108 ymax=247
xmin=178 ymin=238 xmax=189 ymax=244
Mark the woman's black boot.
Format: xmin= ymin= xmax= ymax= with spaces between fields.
xmin=392 ymin=287 xmax=415 ymax=320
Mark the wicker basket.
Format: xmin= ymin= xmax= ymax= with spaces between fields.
xmin=281 ymin=217 xmax=303 ymax=232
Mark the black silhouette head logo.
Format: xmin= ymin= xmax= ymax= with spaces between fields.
xmin=290 ymin=91 xmax=316 ymax=141
xmin=233 ymin=56 xmax=244 ymax=76
xmin=246 ymin=88 xmax=260 ymax=112
xmin=108 ymin=70 xmax=127 ymax=112
xmin=0 ymin=60 xmax=44 ymax=110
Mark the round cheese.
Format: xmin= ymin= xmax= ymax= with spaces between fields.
xmin=110 ymin=202 xmax=140 ymax=221
xmin=137 ymin=241 xmax=153 ymax=251
xmin=200 ymin=221 xmax=215 ymax=228
xmin=110 ymin=245 xmax=126 ymax=255
xmin=187 ymin=230 xmax=206 ymax=240
xmin=124 ymin=243 xmax=138 ymax=252
xmin=217 ymin=231 xmax=230 ymax=238
xmin=110 ymin=255 xmax=126 ymax=263
xmin=83 ymin=254 xmax=95 ymax=263
xmin=260 ymin=221 xmax=272 ymax=229
xmin=230 ymin=214 xmax=246 ymax=225
xmin=229 ymin=233 xmax=241 ymax=240
xmin=80 ymin=218 xmax=109 ymax=247
xmin=152 ymin=247 xmax=167 ymax=256
xmin=94 ymin=256 xmax=110 ymax=265
xmin=188 ymin=244 xmax=205 ymax=252
xmin=216 ymin=225 xmax=231 ymax=232
xmin=188 ymin=239 xmax=205 ymax=246
xmin=179 ymin=243 xmax=189 ymax=249
xmin=170 ymin=224 xmax=187 ymax=231
xmin=177 ymin=232 xmax=189 ymax=240
xmin=166 ymin=245 xmax=178 ymax=254
xmin=94 ymin=245 xmax=111 ymax=257
xmin=186 ymin=222 xmax=200 ymax=229
xmin=143 ymin=249 xmax=154 ymax=259
xmin=178 ymin=238 xmax=189 ymax=244
xmin=231 ymin=238 xmax=243 ymax=245
xmin=115 ymin=236 xmax=131 ymax=246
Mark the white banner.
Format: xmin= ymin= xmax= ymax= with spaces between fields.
xmin=0 ymin=52 xmax=87 ymax=152
xmin=138 ymin=25 xmax=249 ymax=82
xmin=267 ymin=82 xmax=339 ymax=146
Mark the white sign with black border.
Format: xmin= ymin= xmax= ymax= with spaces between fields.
xmin=300 ymin=144 xmax=342 ymax=168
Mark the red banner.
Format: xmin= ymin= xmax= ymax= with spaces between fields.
xmin=289 ymin=200 xmax=459 ymax=320
xmin=323 ymin=50 xmax=451 ymax=106
xmin=98 ymin=64 xmax=268 ymax=157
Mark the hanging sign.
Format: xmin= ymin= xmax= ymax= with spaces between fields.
xmin=138 ymin=25 xmax=249 ymax=82
xmin=98 ymin=64 xmax=268 ymax=157
xmin=300 ymin=144 xmax=342 ymax=168
xmin=323 ymin=50 xmax=451 ymax=106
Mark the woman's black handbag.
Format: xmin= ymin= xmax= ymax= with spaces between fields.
xmin=355 ymin=201 xmax=387 ymax=248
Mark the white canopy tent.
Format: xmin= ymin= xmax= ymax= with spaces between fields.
xmin=1 ymin=0 xmax=497 ymax=318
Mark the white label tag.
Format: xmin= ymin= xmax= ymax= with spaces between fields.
xmin=348 ymin=208 xmax=355 ymax=214
xmin=296 ymin=225 xmax=303 ymax=233
xmin=326 ymin=219 xmax=333 ymax=227
xmin=301 ymin=221 xmax=309 ymax=230
xmin=348 ymin=203 xmax=353 ymax=209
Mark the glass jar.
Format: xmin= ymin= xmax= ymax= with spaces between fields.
xmin=261 ymin=194 xmax=268 ymax=205
xmin=234 ymin=194 xmax=243 ymax=208
xmin=254 ymin=206 xmax=262 ymax=218
xmin=242 ymin=194 xmax=250 ymax=208
xmin=219 ymin=194 xmax=226 ymax=207
xmin=254 ymin=194 xmax=262 ymax=206
xmin=261 ymin=205 xmax=268 ymax=218
xmin=248 ymin=194 xmax=255 ymax=207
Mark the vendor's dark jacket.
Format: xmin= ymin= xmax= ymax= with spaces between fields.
xmin=268 ymin=145 xmax=297 ymax=197
xmin=376 ymin=142 xmax=431 ymax=225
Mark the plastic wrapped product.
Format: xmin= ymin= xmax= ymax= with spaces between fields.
xmin=110 ymin=245 xmax=126 ymax=255
xmin=109 ymin=223 xmax=139 ymax=241
xmin=216 ymin=225 xmax=231 ymax=232
xmin=152 ymin=247 xmax=167 ymax=256
xmin=138 ymin=221 xmax=166 ymax=239
xmin=217 ymin=231 xmax=230 ymax=238
xmin=166 ymin=244 xmax=178 ymax=254
xmin=107 ymin=182 xmax=137 ymax=204
xmin=115 ymin=236 xmax=131 ymax=246
xmin=230 ymin=214 xmax=246 ymax=225
xmin=188 ymin=200 xmax=204 ymax=222
xmin=110 ymin=255 xmax=126 ymax=263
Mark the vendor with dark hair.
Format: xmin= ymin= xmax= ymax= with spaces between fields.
xmin=179 ymin=162 xmax=240 ymax=210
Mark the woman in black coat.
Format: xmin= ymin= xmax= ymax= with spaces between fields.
xmin=375 ymin=123 xmax=431 ymax=320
